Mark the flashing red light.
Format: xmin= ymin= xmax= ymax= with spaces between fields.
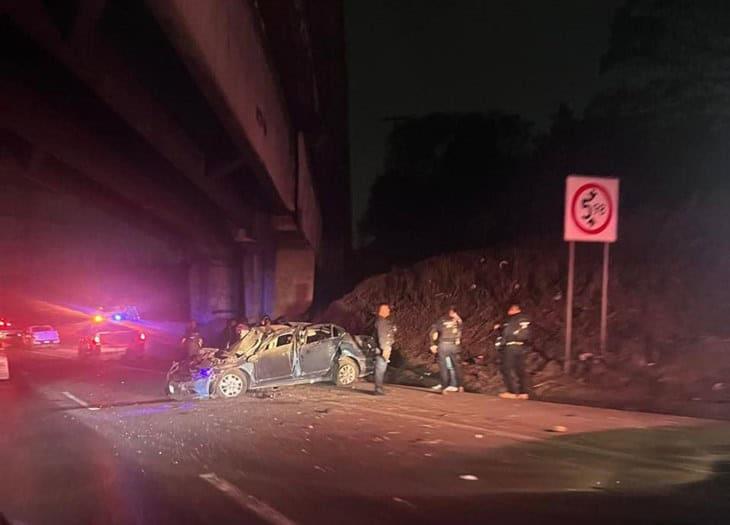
xmin=139 ymin=332 xmax=146 ymax=341
xmin=0 ymin=321 xmax=4 ymax=327
xmin=93 ymin=334 xmax=101 ymax=344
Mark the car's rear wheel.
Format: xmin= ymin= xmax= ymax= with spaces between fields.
xmin=335 ymin=357 xmax=359 ymax=387
xmin=215 ymin=369 xmax=248 ymax=398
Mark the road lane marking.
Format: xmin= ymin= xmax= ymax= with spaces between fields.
xmin=199 ymin=473 xmax=297 ymax=525
xmin=61 ymin=391 xmax=100 ymax=411
xmin=325 ymin=400 xmax=714 ymax=476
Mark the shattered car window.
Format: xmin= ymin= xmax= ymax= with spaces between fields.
xmin=232 ymin=328 xmax=263 ymax=358
xmin=305 ymin=326 xmax=331 ymax=344
xmin=276 ymin=333 xmax=293 ymax=347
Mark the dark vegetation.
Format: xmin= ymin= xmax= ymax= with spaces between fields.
xmin=334 ymin=1 xmax=730 ymax=410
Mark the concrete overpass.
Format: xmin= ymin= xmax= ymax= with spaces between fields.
xmin=0 ymin=0 xmax=349 ymax=323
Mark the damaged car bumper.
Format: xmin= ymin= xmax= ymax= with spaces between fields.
xmin=166 ymin=361 xmax=215 ymax=399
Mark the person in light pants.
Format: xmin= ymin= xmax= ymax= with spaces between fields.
xmin=430 ymin=307 xmax=464 ymax=393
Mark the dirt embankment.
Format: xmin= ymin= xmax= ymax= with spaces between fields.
xmin=323 ymin=201 xmax=730 ymax=417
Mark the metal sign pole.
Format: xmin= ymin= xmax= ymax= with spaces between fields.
xmin=564 ymin=241 xmax=575 ymax=373
xmin=599 ymin=242 xmax=610 ymax=355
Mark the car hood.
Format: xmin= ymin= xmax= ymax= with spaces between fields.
xmin=167 ymin=350 xmax=239 ymax=380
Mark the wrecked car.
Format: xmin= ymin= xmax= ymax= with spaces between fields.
xmin=165 ymin=323 xmax=376 ymax=399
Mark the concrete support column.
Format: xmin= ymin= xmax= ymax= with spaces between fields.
xmin=271 ymin=238 xmax=315 ymax=320
xmin=188 ymin=258 xmax=238 ymax=324
xmin=241 ymin=246 xmax=264 ymax=323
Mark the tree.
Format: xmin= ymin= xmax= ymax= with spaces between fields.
xmin=359 ymin=112 xmax=535 ymax=262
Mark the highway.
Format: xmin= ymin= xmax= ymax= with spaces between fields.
xmin=1 ymin=347 xmax=729 ymax=524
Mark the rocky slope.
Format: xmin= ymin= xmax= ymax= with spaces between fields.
xmin=323 ymin=198 xmax=730 ymax=414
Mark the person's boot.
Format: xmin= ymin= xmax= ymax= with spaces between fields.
xmin=374 ymin=387 xmax=385 ymax=396
xmin=498 ymin=392 xmax=517 ymax=399
xmin=517 ymin=393 xmax=529 ymax=400
xmin=457 ymin=386 xmax=465 ymax=393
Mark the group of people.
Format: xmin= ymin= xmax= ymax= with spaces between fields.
xmin=372 ymin=302 xmax=531 ymax=399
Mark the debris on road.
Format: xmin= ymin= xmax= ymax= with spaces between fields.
xmin=393 ymin=497 xmax=417 ymax=509
xmin=474 ymin=434 xmax=484 ymax=439
xmin=459 ymin=474 xmax=478 ymax=481
xmin=547 ymin=425 xmax=568 ymax=433
xmin=412 ymin=438 xmax=443 ymax=445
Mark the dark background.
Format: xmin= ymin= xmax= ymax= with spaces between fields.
xmin=345 ymin=0 xmax=730 ymax=276
xmin=346 ymin=0 xmax=623 ymax=247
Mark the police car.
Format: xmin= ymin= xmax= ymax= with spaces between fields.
xmin=80 ymin=306 xmax=145 ymax=358
xmin=91 ymin=305 xmax=141 ymax=324
xmin=0 ymin=318 xmax=23 ymax=349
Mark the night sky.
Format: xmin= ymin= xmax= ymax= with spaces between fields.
xmin=345 ymin=0 xmax=623 ymax=244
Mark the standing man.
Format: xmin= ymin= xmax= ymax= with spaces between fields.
xmin=430 ymin=306 xmax=464 ymax=393
xmin=373 ymin=303 xmax=396 ymax=395
xmin=182 ymin=324 xmax=203 ymax=359
xmin=221 ymin=318 xmax=238 ymax=350
xmin=495 ymin=304 xmax=531 ymax=399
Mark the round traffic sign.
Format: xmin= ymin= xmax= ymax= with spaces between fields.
xmin=570 ymin=183 xmax=613 ymax=234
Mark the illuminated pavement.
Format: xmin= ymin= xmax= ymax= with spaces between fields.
xmin=1 ymin=350 xmax=729 ymax=524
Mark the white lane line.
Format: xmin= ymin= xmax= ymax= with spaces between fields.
xmin=61 ymin=391 xmax=100 ymax=411
xmin=325 ymin=400 xmax=713 ymax=476
xmin=200 ymin=473 xmax=297 ymax=525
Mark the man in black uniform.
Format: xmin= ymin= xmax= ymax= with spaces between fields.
xmin=430 ymin=306 xmax=464 ymax=393
xmin=373 ymin=303 xmax=396 ymax=395
xmin=494 ymin=303 xmax=531 ymax=399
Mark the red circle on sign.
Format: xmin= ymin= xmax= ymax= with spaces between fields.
xmin=570 ymin=183 xmax=613 ymax=234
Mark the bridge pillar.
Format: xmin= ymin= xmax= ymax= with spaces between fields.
xmin=241 ymin=246 xmax=265 ymax=323
xmin=271 ymin=238 xmax=315 ymax=320
xmin=188 ymin=258 xmax=238 ymax=325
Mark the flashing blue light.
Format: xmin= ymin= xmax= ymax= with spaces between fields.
xmin=112 ymin=314 xmax=123 ymax=321
xmin=199 ymin=368 xmax=212 ymax=377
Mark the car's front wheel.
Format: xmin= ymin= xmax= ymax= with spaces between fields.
xmin=215 ymin=369 xmax=248 ymax=398
xmin=335 ymin=357 xmax=359 ymax=387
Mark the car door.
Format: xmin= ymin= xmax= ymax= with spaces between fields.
xmin=298 ymin=325 xmax=338 ymax=376
xmin=252 ymin=331 xmax=295 ymax=382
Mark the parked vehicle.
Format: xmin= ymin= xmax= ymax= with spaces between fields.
xmin=23 ymin=325 xmax=61 ymax=347
xmin=78 ymin=327 xmax=146 ymax=358
xmin=0 ymin=319 xmax=23 ymax=349
xmin=166 ymin=323 xmax=376 ymax=399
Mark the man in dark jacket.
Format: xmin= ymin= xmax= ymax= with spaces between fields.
xmin=494 ymin=304 xmax=531 ymax=399
xmin=373 ymin=303 xmax=396 ymax=395
xmin=221 ymin=319 xmax=238 ymax=350
xmin=430 ymin=307 xmax=464 ymax=393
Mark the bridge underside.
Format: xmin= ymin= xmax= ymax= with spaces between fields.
xmin=0 ymin=0 xmax=349 ymax=325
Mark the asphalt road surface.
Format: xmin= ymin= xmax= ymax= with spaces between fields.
xmin=1 ymin=348 xmax=729 ymax=525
